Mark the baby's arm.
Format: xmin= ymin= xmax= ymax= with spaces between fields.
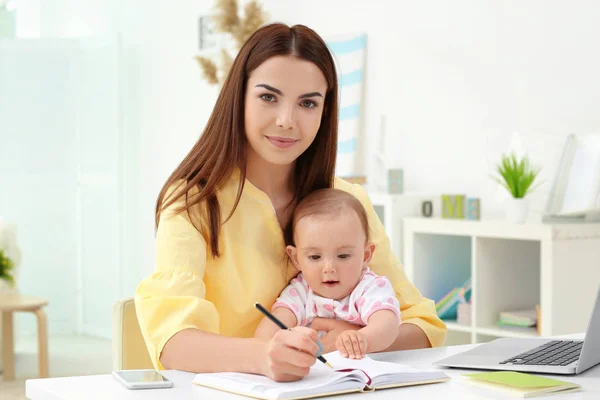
xmin=336 ymin=310 xmax=399 ymax=358
xmin=254 ymin=307 xmax=298 ymax=340
xmin=359 ymin=309 xmax=400 ymax=352
xmin=337 ymin=275 xmax=401 ymax=358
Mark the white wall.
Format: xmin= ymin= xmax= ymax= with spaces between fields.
xmin=379 ymin=0 xmax=600 ymax=217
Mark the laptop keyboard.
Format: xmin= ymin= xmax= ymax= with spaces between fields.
xmin=500 ymin=340 xmax=583 ymax=366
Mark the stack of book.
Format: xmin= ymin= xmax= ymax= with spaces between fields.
xmin=435 ymin=279 xmax=472 ymax=320
xmin=497 ymin=309 xmax=538 ymax=328
xmin=462 ymin=371 xmax=580 ymax=397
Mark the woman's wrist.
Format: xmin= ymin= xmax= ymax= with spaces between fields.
xmin=247 ymin=337 xmax=269 ymax=375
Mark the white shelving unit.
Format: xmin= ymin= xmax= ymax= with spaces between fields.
xmin=368 ymin=193 xmax=440 ymax=263
xmin=403 ymin=217 xmax=600 ymax=345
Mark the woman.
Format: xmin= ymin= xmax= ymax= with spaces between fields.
xmin=135 ymin=23 xmax=446 ymax=383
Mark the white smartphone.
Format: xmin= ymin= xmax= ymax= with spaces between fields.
xmin=112 ymin=369 xmax=173 ymax=390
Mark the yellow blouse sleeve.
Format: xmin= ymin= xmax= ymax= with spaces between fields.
xmin=351 ymin=184 xmax=447 ymax=347
xmin=134 ymin=192 xmax=219 ymax=370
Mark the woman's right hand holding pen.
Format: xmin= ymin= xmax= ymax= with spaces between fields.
xmin=260 ymin=326 xmax=320 ymax=382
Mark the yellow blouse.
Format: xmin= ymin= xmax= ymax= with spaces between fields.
xmin=135 ymin=172 xmax=447 ymax=369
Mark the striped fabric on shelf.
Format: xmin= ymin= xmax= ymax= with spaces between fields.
xmin=326 ymin=33 xmax=367 ymax=178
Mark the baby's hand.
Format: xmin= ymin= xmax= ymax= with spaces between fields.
xmin=336 ymin=330 xmax=368 ymax=359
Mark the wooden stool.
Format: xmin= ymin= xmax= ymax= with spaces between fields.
xmin=0 ymin=293 xmax=48 ymax=381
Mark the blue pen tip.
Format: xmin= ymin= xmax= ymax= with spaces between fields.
xmin=316 ymin=340 xmax=324 ymax=358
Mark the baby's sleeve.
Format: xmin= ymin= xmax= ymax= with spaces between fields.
xmin=357 ymin=276 xmax=402 ymax=325
xmin=272 ymin=276 xmax=309 ymax=326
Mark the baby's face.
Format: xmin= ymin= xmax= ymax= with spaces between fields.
xmin=287 ymin=209 xmax=374 ymax=300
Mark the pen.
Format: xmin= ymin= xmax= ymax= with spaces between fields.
xmin=254 ymin=302 xmax=334 ymax=369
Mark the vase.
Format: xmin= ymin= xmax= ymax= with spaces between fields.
xmin=505 ymin=197 xmax=529 ymax=223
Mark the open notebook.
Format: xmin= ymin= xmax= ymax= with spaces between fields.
xmin=192 ymin=352 xmax=450 ymax=400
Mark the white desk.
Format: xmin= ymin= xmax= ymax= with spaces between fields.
xmin=26 ymin=335 xmax=599 ymax=399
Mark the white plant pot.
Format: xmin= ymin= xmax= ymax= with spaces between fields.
xmin=505 ymin=197 xmax=529 ymax=223
xmin=0 ymin=279 xmax=16 ymax=295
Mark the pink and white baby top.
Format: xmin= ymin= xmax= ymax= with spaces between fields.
xmin=272 ymin=268 xmax=401 ymax=329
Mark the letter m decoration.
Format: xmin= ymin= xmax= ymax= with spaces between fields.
xmin=442 ymin=195 xmax=465 ymax=219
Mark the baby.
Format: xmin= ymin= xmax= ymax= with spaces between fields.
xmin=255 ymin=188 xmax=401 ymax=359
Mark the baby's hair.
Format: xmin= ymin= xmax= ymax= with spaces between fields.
xmin=291 ymin=188 xmax=370 ymax=245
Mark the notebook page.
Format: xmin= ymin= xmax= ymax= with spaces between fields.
xmin=193 ymin=367 xmax=365 ymax=399
xmin=322 ymin=351 xmax=449 ymax=387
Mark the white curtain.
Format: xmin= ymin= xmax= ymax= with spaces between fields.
xmin=0 ymin=36 xmax=122 ymax=338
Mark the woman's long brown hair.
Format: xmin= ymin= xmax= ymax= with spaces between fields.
xmin=155 ymin=23 xmax=339 ymax=258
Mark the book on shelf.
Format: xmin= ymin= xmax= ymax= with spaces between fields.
xmin=498 ymin=308 xmax=538 ymax=327
xmin=462 ymin=371 xmax=580 ymax=398
xmin=435 ymin=278 xmax=471 ymax=320
xmin=192 ymin=351 xmax=450 ymax=400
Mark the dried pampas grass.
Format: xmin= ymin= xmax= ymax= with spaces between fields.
xmin=196 ymin=0 xmax=267 ymax=86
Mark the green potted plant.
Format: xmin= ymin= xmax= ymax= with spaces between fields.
xmin=0 ymin=220 xmax=20 ymax=293
xmin=493 ymin=152 xmax=542 ymax=223
xmin=0 ymin=248 xmax=15 ymax=289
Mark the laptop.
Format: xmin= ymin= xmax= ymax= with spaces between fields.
xmin=434 ymin=286 xmax=600 ymax=375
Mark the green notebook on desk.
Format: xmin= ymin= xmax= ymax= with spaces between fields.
xmin=192 ymin=352 xmax=449 ymax=400
xmin=463 ymin=371 xmax=581 ymax=398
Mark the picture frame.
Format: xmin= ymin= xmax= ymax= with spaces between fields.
xmin=198 ymin=15 xmax=218 ymax=51
xmin=544 ymin=134 xmax=600 ymax=221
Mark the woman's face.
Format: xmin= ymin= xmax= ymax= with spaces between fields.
xmin=244 ymin=55 xmax=328 ymax=167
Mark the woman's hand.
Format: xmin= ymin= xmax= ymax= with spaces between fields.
xmin=336 ymin=330 xmax=368 ymax=359
xmin=259 ymin=326 xmax=320 ymax=382
xmin=310 ymin=318 xmax=361 ymax=353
